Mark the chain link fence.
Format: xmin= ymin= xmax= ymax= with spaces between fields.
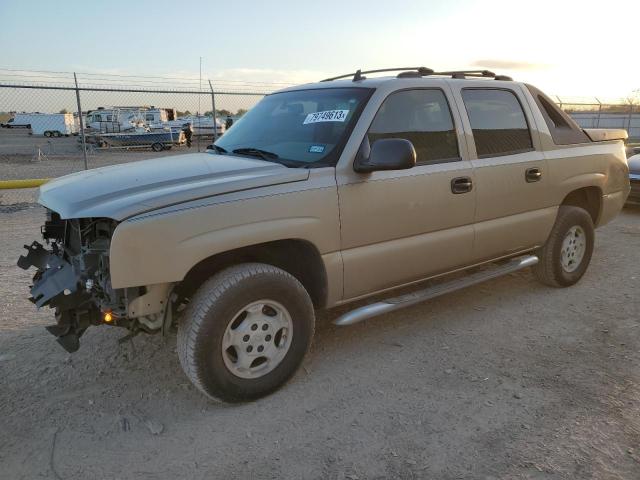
xmin=0 ymin=70 xmax=271 ymax=209
xmin=1 ymin=70 xmax=638 ymax=209
xmin=553 ymin=95 xmax=640 ymax=141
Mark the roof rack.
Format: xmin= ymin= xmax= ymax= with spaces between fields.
xmin=321 ymin=67 xmax=433 ymax=82
xmin=320 ymin=67 xmax=513 ymax=82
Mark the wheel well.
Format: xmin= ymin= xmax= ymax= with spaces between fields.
xmin=561 ymin=187 xmax=602 ymax=224
xmin=177 ymin=239 xmax=328 ymax=309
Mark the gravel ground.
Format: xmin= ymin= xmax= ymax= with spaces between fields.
xmin=0 ymin=128 xmax=209 ymax=182
xmin=1 ymin=205 xmax=639 ymax=480
xmin=0 ymin=130 xmax=207 ymax=206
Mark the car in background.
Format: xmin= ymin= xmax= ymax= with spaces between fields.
xmin=627 ymin=153 xmax=640 ymax=205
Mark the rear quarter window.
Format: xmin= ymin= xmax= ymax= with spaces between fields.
xmin=525 ymin=84 xmax=591 ymax=145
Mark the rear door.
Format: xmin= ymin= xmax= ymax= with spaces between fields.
xmin=452 ymin=84 xmax=554 ymax=261
xmin=337 ymin=87 xmax=477 ymax=299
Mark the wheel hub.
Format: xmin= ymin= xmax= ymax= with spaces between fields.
xmin=560 ymin=225 xmax=586 ymax=273
xmin=221 ymin=300 xmax=293 ymax=379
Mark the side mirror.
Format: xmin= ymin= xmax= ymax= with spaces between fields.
xmin=354 ymin=138 xmax=416 ymax=173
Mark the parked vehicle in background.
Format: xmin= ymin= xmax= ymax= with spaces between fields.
xmin=85 ymin=106 xmax=176 ymax=133
xmin=1 ymin=113 xmax=41 ymax=128
xmin=29 ymin=113 xmax=78 ymax=137
xmin=17 ymin=67 xmax=630 ymax=403
xmin=167 ymin=115 xmax=224 ymax=136
xmin=627 ymin=154 xmax=640 ymax=205
xmin=99 ymin=128 xmax=185 ymax=152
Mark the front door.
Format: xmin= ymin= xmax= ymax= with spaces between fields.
xmin=337 ymin=88 xmax=477 ymax=300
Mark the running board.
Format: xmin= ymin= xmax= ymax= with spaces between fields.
xmin=333 ymin=255 xmax=539 ymax=327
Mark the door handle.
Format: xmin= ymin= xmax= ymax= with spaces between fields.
xmin=525 ymin=167 xmax=542 ymax=183
xmin=451 ymin=176 xmax=473 ymax=194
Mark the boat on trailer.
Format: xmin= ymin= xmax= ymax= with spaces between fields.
xmin=98 ymin=128 xmax=185 ymax=151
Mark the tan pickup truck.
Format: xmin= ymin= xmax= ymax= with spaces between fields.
xmin=18 ymin=68 xmax=630 ymax=402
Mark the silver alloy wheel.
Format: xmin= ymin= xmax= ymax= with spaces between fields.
xmin=221 ymin=300 xmax=293 ymax=379
xmin=560 ymin=225 xmax=586 ymax=273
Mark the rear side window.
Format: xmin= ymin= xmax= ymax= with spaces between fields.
xmin=525 ymin=84 xmax=590 ymax=145
xmin=462 ymin=89 xmax=533 ymax=158
xmin=368 ymin=89 xmax=459 ymax=164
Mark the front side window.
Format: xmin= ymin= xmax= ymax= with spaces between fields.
xmin=462 ymin=89 xmax=533 ymax=157
xmin=368 ymin=89 xmax=460 ymax=164
xmin=214 ymin=87 xmax=373 ymax=167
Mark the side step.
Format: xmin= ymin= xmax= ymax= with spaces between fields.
xmin=333 ymin=255 xmax=538 ymax=326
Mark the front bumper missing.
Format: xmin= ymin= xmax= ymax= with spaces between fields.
xmin=18 ymin=241 xmax=77 ymax=307
xmin=18 ymin=241 xmax=98 ymax=352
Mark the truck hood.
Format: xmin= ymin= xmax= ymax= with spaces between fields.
xmin=39 ymin=153 xmax=309 ymax=220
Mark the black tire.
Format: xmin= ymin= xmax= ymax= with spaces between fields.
xmin=44 ymin=131 xmax=52 ymax=137
xmin=177 ymin=263 xmax=315 ymax=402
xmin=533 ymin=206 xmax=594 ymax=287
xmin=151 ymin=142 xmax=164 ymax=152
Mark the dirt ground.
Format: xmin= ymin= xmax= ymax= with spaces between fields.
xmin=1 ymin=204 xmax=639 ymax=480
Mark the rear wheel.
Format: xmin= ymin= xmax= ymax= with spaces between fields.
xmin=533 ymin=206 xmax=594 ymax=287
xmin=177 ymin=263 xmax=315 ymax=402
xmin=151 ymin=142 xmax=164 ymax=152
xmin=44 ymin=131 xmax=52 ymax=137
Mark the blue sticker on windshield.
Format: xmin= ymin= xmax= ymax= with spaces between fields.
xmin=309 ymin=145 xmax=325 ymax=153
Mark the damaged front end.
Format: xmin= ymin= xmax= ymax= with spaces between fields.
xmin=18 ymin=210 xmax=172 ymax=352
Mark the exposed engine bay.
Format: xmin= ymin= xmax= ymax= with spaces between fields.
xmin=17 ymin=210 xmax=172 ymax=352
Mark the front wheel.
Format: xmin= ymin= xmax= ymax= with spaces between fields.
xmin=151 ymin=142 xmax=164 ymax=152
xmin=177 ymin=263 xmax=315 ymax=402
xmin=533 ymin=206 xmax=595 ymax=287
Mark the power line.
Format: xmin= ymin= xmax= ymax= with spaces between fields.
xmin=0 ymin=67 xmax=295 ymax=86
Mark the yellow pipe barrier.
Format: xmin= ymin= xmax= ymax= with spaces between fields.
xmin=0 ymin=178 xmax=50 ymax=189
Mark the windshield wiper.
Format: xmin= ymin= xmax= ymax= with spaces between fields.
xmin=208 ymin=144 xmax=227 ymax=154
xmin=232 ymin=147 xmax=279 ymax=161
xmin=231 ymin=147 xmax=308 ymax=168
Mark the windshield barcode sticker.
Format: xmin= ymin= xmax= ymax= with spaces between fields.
xmin=303 ymin=109 xmax=350 ymax=124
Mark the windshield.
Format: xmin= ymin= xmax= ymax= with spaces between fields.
xmin=214 ymin=87 xmax=373 ymax=166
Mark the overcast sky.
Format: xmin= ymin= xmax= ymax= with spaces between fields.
xmin=1 ymin=0 xmax=638 ymax=100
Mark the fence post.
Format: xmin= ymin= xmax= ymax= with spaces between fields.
xmin=73 ymin=73 xmax=88 ymax=170
xmin=208 ymin=80 xmax=218 ymax=142
xmin=627 ymin=103 xmax=634 ymax=133
xmin=595 ymin=98 xmax=602 ymax=128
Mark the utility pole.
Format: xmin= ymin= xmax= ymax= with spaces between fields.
xmin=209 ymin=80 xmax=218 ymax=142
xmin=73 ymin=73 xmax=88 ymax=170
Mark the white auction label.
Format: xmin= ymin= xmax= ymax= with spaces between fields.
xmin=303 ymin=109 xmax=350 ymax=124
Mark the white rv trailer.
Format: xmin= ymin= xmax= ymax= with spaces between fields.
xmin=29 ymin=113 xmax=78 ymax=137
xmin=85 ymin=107 xmax=176 ymax=133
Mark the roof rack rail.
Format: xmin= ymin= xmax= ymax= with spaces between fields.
xmin=321 ymin=67 xmax=434 ymax=82
xmin=321 ymin=67 xmax=513 ymax=82
xmin=434 ymin=70 xmax=495 ymax=78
